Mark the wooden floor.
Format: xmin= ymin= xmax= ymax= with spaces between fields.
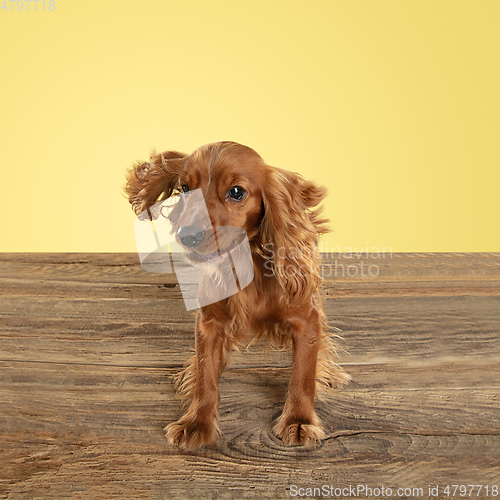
xmin=1 ymin=253 xmax=499 ymax=499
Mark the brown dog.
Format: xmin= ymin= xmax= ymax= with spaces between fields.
xmin=125 ymin=141 xmax=349 ymax=450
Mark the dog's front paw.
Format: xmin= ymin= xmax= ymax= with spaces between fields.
xmin=165 ymin=414 xmax=219 ymax=450
xmin=273 ymin=415 xmax=325 ymax=446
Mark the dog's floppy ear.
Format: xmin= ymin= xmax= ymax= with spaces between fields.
xmin=124 ymin=150 xmax=187 ymax=215
xmin=259 ymin=167 xmax=329 ymax=303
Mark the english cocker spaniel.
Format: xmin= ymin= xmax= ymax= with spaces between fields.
xmin=124 ymin=141 xmax=349 ymax=450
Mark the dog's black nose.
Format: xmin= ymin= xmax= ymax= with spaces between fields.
xmin=177 ymin=226 xmax=206 ymax=248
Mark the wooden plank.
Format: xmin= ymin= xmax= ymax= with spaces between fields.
xmin=1 ymin=294 xmax=498 ymax=367
xmin=0 ymin=253 xmax=499 ymax=499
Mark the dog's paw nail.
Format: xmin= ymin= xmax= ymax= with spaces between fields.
xmin=273 ymin=421 xmax=325 ymax=446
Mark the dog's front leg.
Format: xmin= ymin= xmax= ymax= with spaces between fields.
xmin=273 ymin=310 xmax=325 ymax=446
xmin=165 ymin=311 xmax=227 ymax=450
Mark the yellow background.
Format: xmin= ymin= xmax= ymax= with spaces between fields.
xmin=1 ymin=0 xmax=498 ymax=252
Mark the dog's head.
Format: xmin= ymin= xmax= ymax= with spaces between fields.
xmin=172 ymin=142 xmax=265 ymax=265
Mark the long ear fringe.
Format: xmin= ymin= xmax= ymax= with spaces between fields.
xmin=123 ymin=149 xmax=187 ymax=215
xmin=257 ymin=167 xmax=330 ymax=304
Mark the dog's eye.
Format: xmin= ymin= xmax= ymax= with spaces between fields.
xmin=181 ymin=185 xmax=189 ymax=193
xmin=228 ymin=186 xmax=246 ymax=201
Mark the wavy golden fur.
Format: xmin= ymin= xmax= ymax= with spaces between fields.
xmin=124 ymin=141 xmax=349 ymax=450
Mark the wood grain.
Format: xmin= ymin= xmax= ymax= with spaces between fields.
xmin=0 ymin=253 xmax=499 ymax=499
